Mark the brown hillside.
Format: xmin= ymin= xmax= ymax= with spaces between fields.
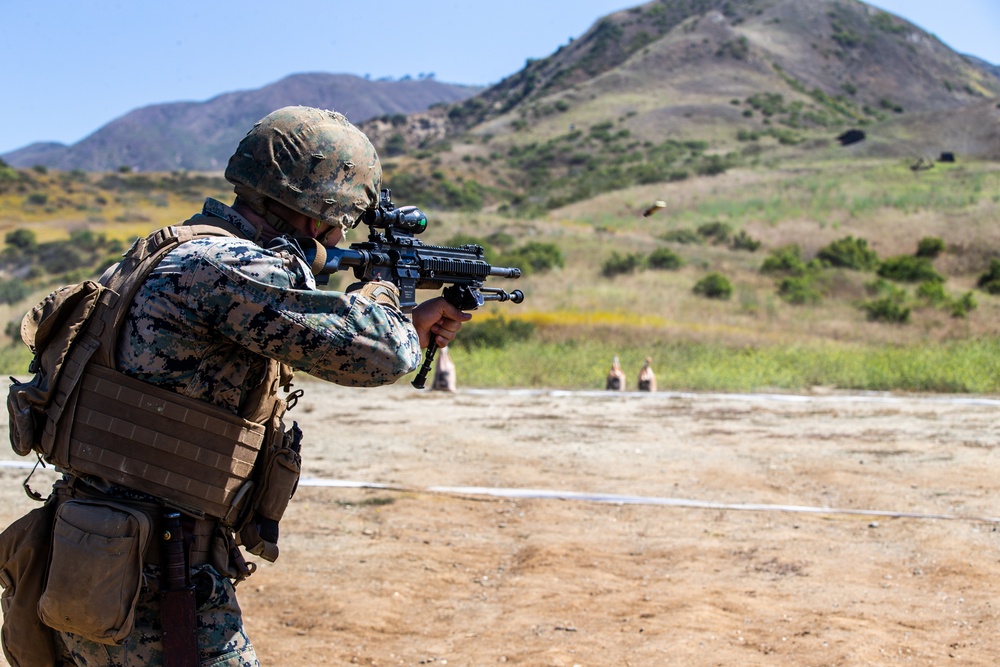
xmin=356 ymin=0 xmax=1000 ymax=218
xmin=364 ymin=0 xmax=999 ymax=160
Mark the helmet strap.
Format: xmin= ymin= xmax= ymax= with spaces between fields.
xmin=262 ymin=206 xmax=298 ymax=237
xmin=233 ymin=186 xmax=300 ymax=241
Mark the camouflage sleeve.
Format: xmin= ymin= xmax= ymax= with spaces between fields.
xmin=161 ymin=238 xmax=421 ymax=386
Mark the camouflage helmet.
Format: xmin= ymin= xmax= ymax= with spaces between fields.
xmin=225 ymin=106 xmax=381 ymax=231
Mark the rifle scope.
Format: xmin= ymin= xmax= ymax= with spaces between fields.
xmin=362 ymin=205 xmax=427 ymax=233
xmin=362 ymin=188 xmax=427 ymax=234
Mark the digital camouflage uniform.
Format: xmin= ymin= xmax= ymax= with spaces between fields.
xmin=52 ymin=198 xmax=422 ymax=666
xmin=119 ymin=199 xmax=420 ymax=406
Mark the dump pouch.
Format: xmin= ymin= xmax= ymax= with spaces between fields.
xmin=7 ymin=280 xmax=106 ymax=457
xmin=37 ymin=499 xmax=151 ymax=645
xmin=0 ymin=502 xmax=58 ymax=667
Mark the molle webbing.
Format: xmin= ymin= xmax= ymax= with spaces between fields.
xmin=50 ymin=221 xmax=281 ymax=523
xmin=68 ymin=364 xmax=265 ymax=522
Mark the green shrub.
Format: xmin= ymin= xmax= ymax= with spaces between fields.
xmin=453 ymin=315 xmax=535 ymax=350
xmin=861 ymin=297 xmax=910 ymax=323
xmin=5 ymin=228 xmax=37 ymax=253
xmin=816 ymin=236 xmax=879 ymax=270
xmin=647 ymin=247 xmax=683 ymax=270
xmin=601 ymin=251 xmax=644 ymax=277
xmin=832 ymin=27 xmax=863 ymax=49
xmin=865 ymin=278 xmax=905 ymax=299
xmin=660 ymin=229 xmax=702 ymax=245
xmin=486 ymin=231 xmax=516 ymax=249
xmin=498 ymin=242 xmax=564 ymax=276
xmin=697 ymin=221 xmax=732 ymax=244
xmin=915 ymin=236 xmax=946 ymax=258
xmin=778 ymin=276 xmax=821 ymax=305
xmin=695 ymin=155 xmax=729 ymax=176
xmin=976 ymin=259 xmax=1000 ymax=294
xmin=915 ymin=280 xmax=948 ymax=305
xmin=761 ymin=244 xmax=808 ymax=275
xmin=386 ymin=171 xmax=486 ymax=211
xmin=5 ymin=321 xmax=20 ymax=344
xmin=730 ymin=230 xmax=761 ymax=252
xmin=877 ymin=255 xmax=944 ymax=283
xmin=746 ymin=92 xmax=786 ymax=116
xmin=383 ymin=134 xmax=407 ymax=157
xmin=69 ymin=229 xmax=105 ymax=252
xmin=0 ymin=279 xmax=29 ymax=305
xmin=693 ymin=273 xmax=733 ymax=299
xmin=951 ymin=292 xmax=977 ymax=318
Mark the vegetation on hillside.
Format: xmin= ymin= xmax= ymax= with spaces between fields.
xmin=4 ymin=155 xmax=997 ymax=393
xmin=3 ymin=0 xmax=1000 ymax=392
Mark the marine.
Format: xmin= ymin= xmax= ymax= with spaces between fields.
xmin=1 ymin=106 xmax=470 ymax=667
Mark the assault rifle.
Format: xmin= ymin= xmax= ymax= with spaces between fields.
xmin=308 ymin=189 xmax=524 ymax=389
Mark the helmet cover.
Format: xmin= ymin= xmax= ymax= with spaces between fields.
xmin=225 ymin=106 xmax=382 ymax=230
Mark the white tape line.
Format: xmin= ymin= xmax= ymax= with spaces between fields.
xmin=298 ymin=477 xmax=1000 ymax=524
xmin=4 ymin=464 xmax=995 ymax=524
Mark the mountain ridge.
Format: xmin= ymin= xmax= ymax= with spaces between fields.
xmin=4 ymin=0 xmax=999 ymax=178
xmin=2 ymin=73 xmax=480 ymax=172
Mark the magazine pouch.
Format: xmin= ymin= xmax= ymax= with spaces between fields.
xmin=237 ymin=406 xmax=301 ymax=563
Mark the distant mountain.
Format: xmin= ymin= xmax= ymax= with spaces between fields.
xmin=7 ymin=1 xmax=998 ymax=180
xmin=2 ymin=73 xmax=480 ymax=172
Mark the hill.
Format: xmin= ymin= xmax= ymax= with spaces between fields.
xmin=966 ymin=54 xmax=1000 ymax=81
xmin=1 ymin=0 xmax=999 ymax=393
xmin=461 ymin=0 xmax=996 ymax=127
xmin=358 ymin=0 xmax=1000 ymax=213
xmin=1 ymin=73 xmax=480 ymax=172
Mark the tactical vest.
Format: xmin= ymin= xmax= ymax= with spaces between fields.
xmin=9 ymin=219 xmax=297 ymax=544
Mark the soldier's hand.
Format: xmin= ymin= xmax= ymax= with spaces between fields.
xmin=411 ymin=297 xmax=472 ymax=349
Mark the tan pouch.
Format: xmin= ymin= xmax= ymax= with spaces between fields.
xmin=238 ymin=417 xmax=302 ymax=563
xmin=38 ymin=499 xmax=151 ymax=645
xmin=0 ymin=503 xmax=58 ymax=667
xmin=7 ymin=281 xmax=106 ymax=458
xmin=255 ymin=424 xmax=303 ymax=522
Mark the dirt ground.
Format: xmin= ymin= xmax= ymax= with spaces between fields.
xmin=2 ymin=381 xmax=999 ymax=666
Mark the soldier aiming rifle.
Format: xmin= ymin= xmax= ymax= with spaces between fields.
xmin=0 ymin=105 xmax=521 ymax=667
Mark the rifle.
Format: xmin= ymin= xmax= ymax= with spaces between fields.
xmin=307 ymin=189 xmax=524 ymax=389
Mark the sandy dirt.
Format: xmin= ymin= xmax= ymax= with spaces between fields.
xmin=2 ymin=381 xmax=999 ymax=666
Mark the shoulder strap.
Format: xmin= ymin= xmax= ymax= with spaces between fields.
xmin=86 ymin=219 xmax=293 ymax=420
xmin=91 ymin=222 xmax=237 ymax=368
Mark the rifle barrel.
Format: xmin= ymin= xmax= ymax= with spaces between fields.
xmin=489 ymin=266 xmax=521 ymax=279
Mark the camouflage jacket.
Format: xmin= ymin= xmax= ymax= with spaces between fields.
xmin=116 ymin=198 xmax=421 ymax=413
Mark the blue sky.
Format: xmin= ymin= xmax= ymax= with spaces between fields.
xmin=1 ymin=0 xmax=998 ymax=155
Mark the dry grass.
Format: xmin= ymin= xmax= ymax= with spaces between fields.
xmin=430 ymin=157 xmax=1000 ymax=350
xmin=1 ymin=157 xmax=998 ymax=388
